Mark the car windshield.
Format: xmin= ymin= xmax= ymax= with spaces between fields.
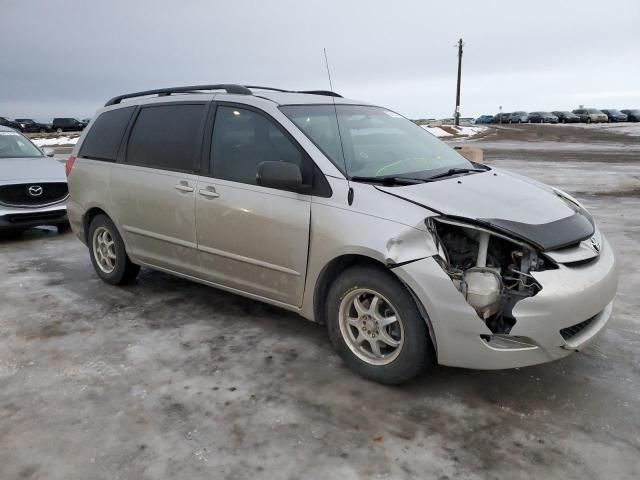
xmin=587 ymin=109 xmax=602 ymax=114
xmin=0 ymin=131 xmax=43 ymax=158
xmin=280 ymin=104 xmax=472 ymax=179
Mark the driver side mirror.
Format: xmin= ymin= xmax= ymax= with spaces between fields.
xmin=42 ymin=147 xmax=55 ymax=157
xmin=256 ymin=161 xmax=303 ymax=191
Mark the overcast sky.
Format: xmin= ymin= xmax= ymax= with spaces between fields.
xmin=1 ymin=0 xmax=639 ymax=121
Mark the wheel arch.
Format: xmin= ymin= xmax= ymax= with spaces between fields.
xmin=312 ymin=254 xmax=435 ymax=336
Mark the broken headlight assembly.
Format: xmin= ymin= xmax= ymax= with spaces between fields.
xmin=427 ymin=216 xmax=557 ymax=334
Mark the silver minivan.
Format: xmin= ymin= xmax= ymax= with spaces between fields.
xmin=67 ymin=84 xmax=618 ymax=384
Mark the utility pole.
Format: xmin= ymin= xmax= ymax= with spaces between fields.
xmin=454 ymin=38 xmax=464 ymax=126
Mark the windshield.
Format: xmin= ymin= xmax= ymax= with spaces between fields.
xmin=587 ymin=109 xmax=602 ymax=114
xmin=280 ymin=104 xmax=472 ymax=179
xmin=0 ymin=131 xmax=43 ymax=158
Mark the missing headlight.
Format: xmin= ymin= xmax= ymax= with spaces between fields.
xmin=428 ymin=217 xmax=555 ymax=334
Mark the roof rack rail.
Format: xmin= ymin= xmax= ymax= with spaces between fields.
xmin=296 ymin=90 xmax=343 ymax=98
xmin=246 ymin=86 xmax=343 ymax=98
xmin=104 ymin=84 xmax=252 ymax=106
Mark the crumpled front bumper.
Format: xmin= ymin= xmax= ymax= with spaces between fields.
xmin=394 ymin=236 xmax=618 ymax=370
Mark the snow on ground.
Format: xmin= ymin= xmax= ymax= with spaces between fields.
xmin=421 ymin=126 xmax=452 ymax=137
xmin=421 ymin=125 xmax=487 ymax=138
xmin=31 ymin=136 xmax=79 ymax=147
xmin=565 ymin=123 xmax=640 ymax=137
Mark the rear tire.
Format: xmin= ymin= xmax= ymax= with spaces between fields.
xmin=88 ymin=214 xmax=139 ymax=285
xmin=326 ymin=265 xmax=434 ymax=384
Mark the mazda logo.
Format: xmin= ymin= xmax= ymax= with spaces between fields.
xmin=28 ymin=185 xmax=43 ymax=197
xmin=590 ymin=236 xmax=601 ymax=253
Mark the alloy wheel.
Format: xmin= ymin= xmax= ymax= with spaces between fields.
xmin=92 ymin=226 xmax=117 ymax=274
xmin=338 ymin=288 xmax=404 ymax=365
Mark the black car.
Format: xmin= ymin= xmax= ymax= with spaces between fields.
xmin=600 ymin=109 xmax=628 ymax=122
xmin=509 ymin=111 xmax=529 ymax=123
xmin=552 ymin=111 xmax=581 ymax=123
xmin=51 ymin=117 xmax=86 ymax=133
xmin=14 ymin=118 xmax=51 ymax=133
xmin=492 ymin=112 xmax=512 ymax=124
xmin=621 ymin=109 xmax=640 ymax=122
xmin=528 ymin=112 xmax=559 ymax=124
xmin=0 ymin=116 xmax=23 ymax=131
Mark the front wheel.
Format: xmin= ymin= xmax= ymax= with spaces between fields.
xmin=326 ymin=265 xmax=434 ymax=384
xmin=88 ymin=214 xmax=140 ymax=285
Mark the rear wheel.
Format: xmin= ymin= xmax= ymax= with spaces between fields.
xmin=88 ymin=214 xmax=139 ymax=285
xmin=326 ymin=265 xmax=434 ymax=384
xmin=587 ymin=117 xmax=592 ymax=124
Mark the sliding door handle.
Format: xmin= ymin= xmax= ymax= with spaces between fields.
xmin=174 ymin=183 xmax=194 ymax=193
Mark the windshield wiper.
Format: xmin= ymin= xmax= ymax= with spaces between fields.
xmin=425 ymin=167 xmax=487 ymax=181
xmin=350 ymin=175 xmax=425 ymax=186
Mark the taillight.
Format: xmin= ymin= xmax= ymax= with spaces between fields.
xmin=65 ymin=156 xmax=76 ymax=177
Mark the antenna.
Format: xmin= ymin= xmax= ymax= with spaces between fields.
xmin=323 ymin=48 xmax=334 ymax=91
xmin=323 ymin=48 xmax=353 ymax=205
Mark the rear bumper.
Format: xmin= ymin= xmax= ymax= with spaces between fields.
xmin=0 ymin=202 xmax=68 ymax=230
xmin=394 ymin=235 xmax=618 ymax=370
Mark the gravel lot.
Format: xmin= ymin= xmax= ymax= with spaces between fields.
xmin=1 ymin=124 xmax=639 ymax=479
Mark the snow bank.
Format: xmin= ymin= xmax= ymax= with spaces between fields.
xmin=421 ymin=125 xmax=486 ymax=138
xmin=421 ymin=126 xmax=452 ymax=137
xmin=32 ymin=136 xmax=79 ymax=147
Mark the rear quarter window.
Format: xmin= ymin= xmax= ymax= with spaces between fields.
xmin=125 ymin=104 xmax=205 ymax=172
xmin=79 ymin=107 xmax=135 ymax=161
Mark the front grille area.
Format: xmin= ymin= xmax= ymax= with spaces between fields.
xmin=0 ymin=182 xmax=68 ymax=207
xmin=560 ymin=316 xmax=596 ymax=341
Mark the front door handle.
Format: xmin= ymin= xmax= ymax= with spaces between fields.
xmin=174 ymin=182 xmax=194 ymax=193
xmin=198 ymin=187 xmax=220 ymax=199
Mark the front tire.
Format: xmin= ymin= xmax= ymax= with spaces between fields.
xmin=88 ymin=214 xmax=139 ymax=285
xmin=326 ymin=265 xmax=434 ymax=384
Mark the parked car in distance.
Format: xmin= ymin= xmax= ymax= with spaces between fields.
xmin=621 ymin=109 xmax=640 ymax=122
xmin=52 ymin=117 xmax=86 ymax=133
xmin=67 ymin=84 xmax=617 ymax=385
xmin=0 ymin=126 xmax=69 ymax=234
xmin=0 ymin=116 xmax=23 ymax=131
xmin=509 ymin=111 xmax=529 ymax=123
xmin=572 ymin=108 xmax=608 ymax=123
xmin=14 ymin=118 xmax=52 ymax=133
xmin=474 ymin=115 xmax=494 ymax=124
xmin=492 ymin=112 xmax=512 ymax=124
xmin=528 ymin=112 xmax=559 ymax=124
xmin=600 ymin=109 xmax=628 ymax=123
xmin=552 ymin=111 xmax=581 ymax=123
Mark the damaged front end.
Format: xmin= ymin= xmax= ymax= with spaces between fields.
xmin=427 ymin=216 xmax=556 ymax=335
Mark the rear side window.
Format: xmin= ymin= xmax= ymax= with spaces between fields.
xmin=210 ymin=106 xmax=311 ymax=187
xmin=79 ymin=107 xmax=134 ymax=161
xmin=126 ymin=104 xmax=205 ymax=172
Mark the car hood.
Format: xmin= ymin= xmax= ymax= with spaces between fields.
xmin=376 ymin=169 xmax=594 ymax=251
xmin=0 ymin=156 xmax=66 ymax=185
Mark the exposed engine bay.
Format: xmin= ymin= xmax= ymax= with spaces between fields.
xmin=428 ymin=217 xmax=556 ymax=334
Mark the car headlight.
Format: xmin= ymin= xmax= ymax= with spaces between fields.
xmin=552 ymin=187 xmax=593 ymax=222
